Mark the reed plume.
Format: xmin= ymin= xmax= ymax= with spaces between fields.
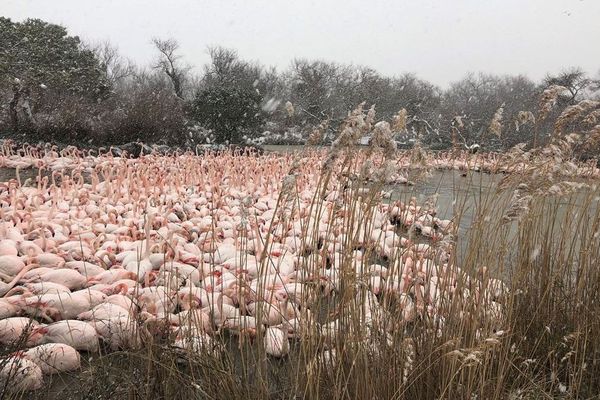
xmin=489 ymin=103 xmax=505 ymax=138
xmin=392 ymin=108 xmax=408 ymax=132
xmin=285 ymin=101 xmax=295 ymax=117
xmin=554 ymin=99 xmax=600 ymax=134
xmin=515 ymin=110 xmax=535 ymax=131
xmin=538 ymin=85 xmax=568 ymax=121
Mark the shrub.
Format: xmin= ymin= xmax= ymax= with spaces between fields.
xmin=191 ymin=85 xmax=264 ymax=144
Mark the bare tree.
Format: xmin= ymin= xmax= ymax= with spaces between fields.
xmin=388 ymin=73 xmax=441 ymax=139
xmin=544 ymin=67 xmax=596 ymax=104
xmin=289 ymin=59 xmax=346 ymax=121
xmin=439 ymin=73 xmax=537 ymax=150
xmin=91 ymin=41 xmax=135 ymax=88
xmin=152 ymin=38 xmax=189 ymax=99
xmin=261 ymin=65 xmax=287 ymax=101
xmin=205 ymin=46 xmax=238 ymax=80
xmin=203 ymin=46 xmax=262 ymax=91
xmin=590 ymin=69 xmax=600 ymax=99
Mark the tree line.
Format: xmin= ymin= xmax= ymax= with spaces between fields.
xmin=1 ymin=17 xmax=599 ymax=151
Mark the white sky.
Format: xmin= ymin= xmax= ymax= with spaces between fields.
xmin=2 ymin=0 xmax=599 ymax=87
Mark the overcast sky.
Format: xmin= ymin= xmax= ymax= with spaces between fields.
xmin=2 ymin=0 xmax=599 ymax=87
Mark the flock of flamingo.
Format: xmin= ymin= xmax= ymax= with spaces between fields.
xmin=0 ymin=140 xmax=571 ymax=391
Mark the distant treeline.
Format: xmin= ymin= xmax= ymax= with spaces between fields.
xmin=1 ymin=17 xmax=599 ymax=151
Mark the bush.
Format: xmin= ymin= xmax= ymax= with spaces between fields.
xmin=191 ymin=85 xmax=264 ymax=144
xmin=106 ymin=84 xmax=186 ymax=145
